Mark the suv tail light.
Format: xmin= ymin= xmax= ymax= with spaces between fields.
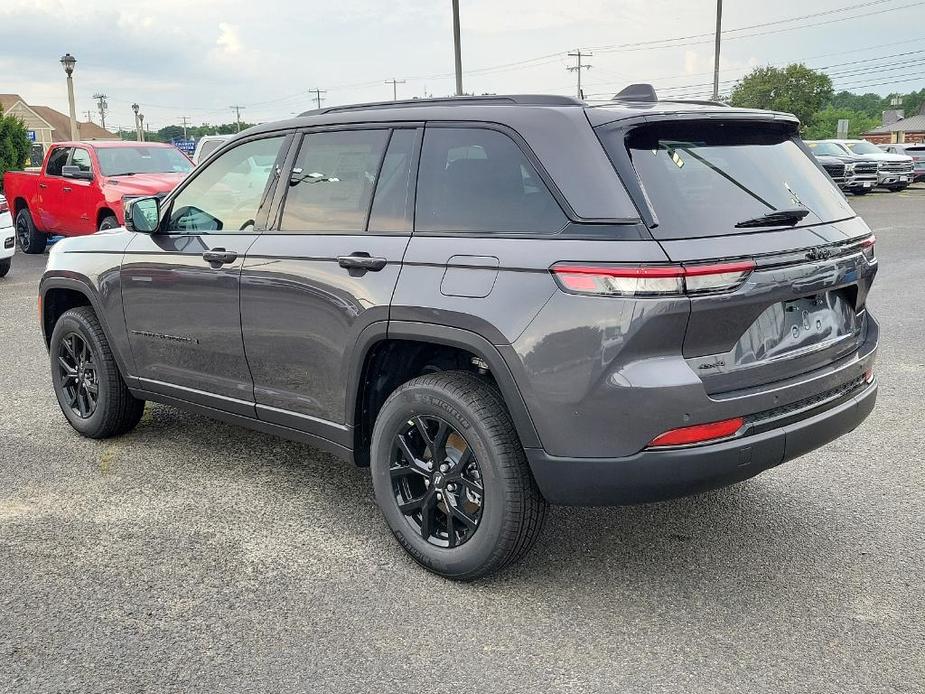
xmin=0 ymin=199 xmax=9 ymax=214
xmin=551 ymin=260 xmax=754 ymax=297
xmin=859 ymin=235 xmax=875 ymax=262
xmin=648 ymin=417 xmax=744 ymax=448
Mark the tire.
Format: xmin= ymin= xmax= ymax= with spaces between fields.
xmin=50 ymin=306 xmax=145 ymax=438
xmin=853 ymin=189 xmax=869 ymax=196
xmin=370 ymin=370 xmax=547 ymax=580
xmin=0 ymin=258 xmax=9 ymax=278
xmin=98 ymin=215 xmax=119 ymax=231
xmin=15 ymin=208 xmax=47 ymax=254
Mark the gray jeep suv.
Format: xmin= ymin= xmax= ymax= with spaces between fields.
xmin=40 ymin=89 xmax=879 ymax=579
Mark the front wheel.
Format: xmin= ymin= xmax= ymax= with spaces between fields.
xmin=16 ymin=208 xmax=47 ymax=254
xmin=50 ymin=306 xmax=145 ymax=438
xmin=0 ymin=258 xmax=9 ymax=278
xmin=370 ymin=371 xmax=547 ymax=580
xmin=98 ymin=215 xmax=119 ymax=231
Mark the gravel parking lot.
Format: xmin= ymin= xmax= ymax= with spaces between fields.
xmin=1 ymin=187 xmax=923 ymax=693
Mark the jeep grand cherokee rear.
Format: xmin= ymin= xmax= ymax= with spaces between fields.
xmin=39 ymin=93 xmax=877 ymax=581
xmin=518 ymin=113 xmax=877 ymax=505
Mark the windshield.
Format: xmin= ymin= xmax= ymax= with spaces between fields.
xmin=846 ymin=141 xmax=882 ymax=155
xmin=807 ymin=141 xmax=848 ymax=157
xmin=97 ymin=146 xmax=193 ymax=176
xmin=603 ymin=121 xmax=854 ymax=239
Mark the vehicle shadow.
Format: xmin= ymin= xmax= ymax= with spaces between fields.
xmin=124 ymin=402 xmax=850 ymax=599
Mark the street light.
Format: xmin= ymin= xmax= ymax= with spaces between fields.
xmin=132 ymin=103 xmax=142 ymax=142
xmin=60 ymin=53 xmax=79 ymax=140
xmin=138 ymin=113 xmax=145 ymax=142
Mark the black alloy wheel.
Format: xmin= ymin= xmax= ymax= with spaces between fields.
xmin=56 ymin=331 xmax=99 ymax=419
xmin=390 ymin=415 xmax=484 ymax=548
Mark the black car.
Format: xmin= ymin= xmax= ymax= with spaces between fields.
xmin=39 ymin=88 xmax=878 ymax=579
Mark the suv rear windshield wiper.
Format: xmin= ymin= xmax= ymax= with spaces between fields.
xmin=734 ymin=208 xmax=810 ymax=228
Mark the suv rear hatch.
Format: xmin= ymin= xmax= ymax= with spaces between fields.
xmin=597 ymin=117 xmax=877 ymax=395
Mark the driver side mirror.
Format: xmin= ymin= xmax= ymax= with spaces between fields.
xmin=125 ymin=196 xmax=160 ymax=233
xmin=61 ymin=165 xmax=93 ymax=181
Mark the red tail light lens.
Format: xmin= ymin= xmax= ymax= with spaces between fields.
xmin=551 ymin=260 xmax=754 ymax=297
xmin=859 ymin=235 xmax=875 ymax=262
xmin=0 ymin=199 xmax=9 ymax=214
xmin=648 ymin=417 xmax=744 ymax=448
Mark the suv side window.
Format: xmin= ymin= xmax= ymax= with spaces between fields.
xmin=279 ymin=129 xmax=389 ymax=233
xmin=415 ymin=127 xmax=566 ymax=233
xmin=70 ymin=148 xmax=92 ymax=173
xmin=45 ymin=147 xmax=71 ymax=177
xmin=166 ymin=135 xmax=285 ymax=233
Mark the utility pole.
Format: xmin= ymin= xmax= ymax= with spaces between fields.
xmin=712 ymin=0 xmax=723 ymax=101
xmin=179 ymin=116 xmax=191 ymax=139
xmin=132 ymin=103 xmax=142 ymax=142
xmin=229 ymin=105 xmax=245 ymax=132
xmin=138 ymin=113 xmax=145 ymax=142
xmin=385 ymin=79 xmax=406 ymax=101
xmin=84 ymin=110 xmax=94 ymax=123
xmin=92 ymin=93 xmax=109 ymax=130
xmin=566 ymin=50 xmax=592 ymax=100
xmin=452 ymin=0 xmax=463 ymax=96
xmin=309 ymin=88 xmax=327 ymax=110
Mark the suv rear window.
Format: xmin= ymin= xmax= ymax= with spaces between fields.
xmin=603 ymin=121 xmax=855 ymax=239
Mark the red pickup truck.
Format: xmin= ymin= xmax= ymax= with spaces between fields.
xmin=3 ymin=141 xmax=192 ymax=254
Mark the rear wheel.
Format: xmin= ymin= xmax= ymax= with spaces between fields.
xmin=0 ymin=258 xmax=9 ymax=278
xmin=852 ymin=189 xmax=869 ymax=196
xmin=50 ymin=306 xmax=145 ymax=438
xmin=16 ymin=208 xmax=47 ymax=254
xmin=370 ymin=371 xmax=547 ymax=580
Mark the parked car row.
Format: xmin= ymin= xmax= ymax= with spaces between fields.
xmin=806 ymin=139 xmax=916 ymax=194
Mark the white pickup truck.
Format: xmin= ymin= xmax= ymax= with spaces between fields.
xmin=0 ymin=194 xmax=13 ymax=278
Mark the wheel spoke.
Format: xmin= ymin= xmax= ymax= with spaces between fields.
xmin=449 ymin=501 xmax=479 ymax=530
xmin=419 ymin=493 xmax=435 ymax=540
xmin=448 ymin=446 xmax=472 ymax=474
xmin=63 ymin=335 xmax=77 ymax=361
xmin=460 ymin=477 xmax=483 ymax=495
xmin=396 ymin=434 xmax=431 ymax=476
xmin=58 ymin=356 xmax=77 ymax=380
xmin=446 ymin=510 xmax=456 ymax=548
xmin=76 ymin=389 xmax=88 ymax=417
xmin=397 ymin=493 xmax=426 ymax=515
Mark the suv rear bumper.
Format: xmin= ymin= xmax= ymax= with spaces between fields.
xmin=526 ymin=377 xmax=877 ymax=505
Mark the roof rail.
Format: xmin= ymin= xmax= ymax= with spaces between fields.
xmin=659 ymin=98 xmax=730 ymax=107
xmin=300 ymin=94 xmax=584 ymax=116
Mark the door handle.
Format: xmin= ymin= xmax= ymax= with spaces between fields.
xmin=202 ymin=248 xmax=238 ymax=266
xmin=62 ymin=186 xmax=72 ymax=193
xmin=38 ymin=183 xmax=47 ymax=189
xmin=337 ymin=253 xmax=387 ymax=272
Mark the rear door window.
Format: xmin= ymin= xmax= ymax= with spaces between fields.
xmin=602 ymin=122 xmax=855 ymax=239
xmin=280 ymin=129 xmax=389 ymax=233
xmin=415 ymin=127 xmax=566 ymax=233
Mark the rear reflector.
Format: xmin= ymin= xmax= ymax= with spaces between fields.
xmin=859 ymin=235 xmax=875 ymax=262
xmin=551 ymin=260 xmax=754 ymax=297
xmin=648 ymin=417 xmax=744 ymax=448
xmin=864 ymin=367 xmax=874 ymax=384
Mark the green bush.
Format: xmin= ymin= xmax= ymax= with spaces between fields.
xmin=0 ymin=107 xmax=31 ymax=193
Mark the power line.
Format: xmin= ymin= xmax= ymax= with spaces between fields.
xmin=308 ymin=88 xmax=327 ymax=109
xmin=92 ymin=93 xmax=108 ymax=130
xmin=566 ymin=50 xmax=592 ymax=99
xmin=229 ymin=105 xmax=245 ymax=132
xmin=385 ymin=78 xmax=406 ymax=101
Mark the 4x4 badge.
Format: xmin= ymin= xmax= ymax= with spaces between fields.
xmin=806 ymin=247 xmax=833 ymax=261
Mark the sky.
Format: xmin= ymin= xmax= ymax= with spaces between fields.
xmin=1 ymin=0 xmax=924 ymax=131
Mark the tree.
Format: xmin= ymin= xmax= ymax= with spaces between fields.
xmin=728 ymin=64 xmax=833 ymax=129
xmin=0 ymin=107 xmax=31 ymax=193
xmin=804 ymin=108 xmax=880 ymax=140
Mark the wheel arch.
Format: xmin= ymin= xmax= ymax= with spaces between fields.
xmin=348 ymin=321 xmax=541 ymax=466
xmin=96 ymin=207 xmax=118 ymax=229
xmin=41 ymin=276 xmax=135 ymax=386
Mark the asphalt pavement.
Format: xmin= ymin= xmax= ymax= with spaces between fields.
xmin=1 ymin=187 xmax=923 ymax=693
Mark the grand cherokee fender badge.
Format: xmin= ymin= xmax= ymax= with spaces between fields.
xmin=698 ymin=360 xmax=726 ymax=371
xmin=131 ymin=329 xmax=198 ymax=344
